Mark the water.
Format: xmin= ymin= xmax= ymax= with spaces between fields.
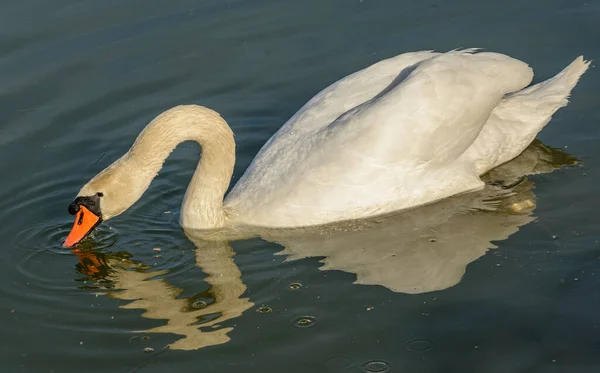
xmin=1 ymin=0 xmax=599 ymax=372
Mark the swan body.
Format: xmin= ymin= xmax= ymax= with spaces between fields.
xmin=65 ymin=49 xmax=589 ymax=244
xmin=226 ymin=49 xmax=588 ymax=227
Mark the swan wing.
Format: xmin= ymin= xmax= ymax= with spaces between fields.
xmin=227 ymin=50 xmax=438 ymax=197
xmin=227 ymin=50 xmax=535 ymax=226
xmin=321 ymin=50 xmax=534 ymax=166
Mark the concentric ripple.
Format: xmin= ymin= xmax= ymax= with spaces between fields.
xmin=12 ymin=221 xmax=119 ymax=254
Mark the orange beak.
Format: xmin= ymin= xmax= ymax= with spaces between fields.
xmin=63 ymin=205 xmax=101 ymax=247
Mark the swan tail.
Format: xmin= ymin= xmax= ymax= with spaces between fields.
xmin=508 ymin=55 xmax=590 ymax=113
xmin=462 ymin=56 xmax=590 ymax=175
xmin=496 ymin=55 xmax=590 ymax=139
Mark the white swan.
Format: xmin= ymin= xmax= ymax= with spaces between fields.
xmin=63 ymin=49 xmax=589 ymax=247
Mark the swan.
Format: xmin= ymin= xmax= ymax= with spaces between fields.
xmin=63 ymin=49 xmax=589 ymax=247
xmin=69 ymin=141 xmax=574 ymax=352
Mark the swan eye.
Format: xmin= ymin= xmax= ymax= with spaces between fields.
xmin=97 ymin=192 xmax=104 ymax=197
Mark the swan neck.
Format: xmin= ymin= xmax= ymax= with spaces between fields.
xmin=129 ymin=105 xmax=235 ymax=229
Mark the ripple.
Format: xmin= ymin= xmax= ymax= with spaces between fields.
xmin=12 ymin=221 xmax=119 ymax=254
xmin=405 ymin=338 xmax=435 ymax=352
xmin=363 ymin=360 xmax=390 ymax=373
xmin=191 ymin=300 xmax=208 ymax=309
xmin=291 ymin=316 xmax=317 ymax=328
xmin=324 ymin=356 xmax=357 ymax=370
xmin=257 ymin=305 xmax=272 ymax=314
xmin=6 ymin=219 xmax=121 ymax=298
xmin=288 ymin=282 xmax=302 ymax=290
xmin=184 ymin=294 xmax=214 ymax=311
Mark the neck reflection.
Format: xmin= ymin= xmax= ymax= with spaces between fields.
xmin=73 ymin=239 xmax=252 ymax=350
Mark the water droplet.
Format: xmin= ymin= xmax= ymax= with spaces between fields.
xmin=405 ymin=338 xmax=435 ymax=352
xmin=291 ymin=316 xmax=317 ymax=328
xmin=363 ymin=360 xmax=390 ymax=372
xmin=257 ymin=305 xmax=272 ymax=314
xmin=288 ymin=282 xmax=302 ymax=290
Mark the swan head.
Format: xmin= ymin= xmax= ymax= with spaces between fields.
xmin=63 ymin=156 xmax=153 ymax=247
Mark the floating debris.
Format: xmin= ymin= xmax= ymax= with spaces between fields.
xmin=153 ymin=248 xmax=161 ymax=252
xmin=143 ymin=347 xmax=154 ymax=353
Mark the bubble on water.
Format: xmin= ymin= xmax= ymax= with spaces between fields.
xmin=405 ymin=338 xmax=435 ymax=352
xmin=291 ymin=316 xmax=316 ymax=328
xmin=363 ymin=360 xmax=390 ymax=373
xmin=257 ymin=305 xmax=272 ymax=314
xmin=288 ymin=282 xmax=302 ymax=290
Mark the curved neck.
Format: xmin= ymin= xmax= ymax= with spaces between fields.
xmin=127 ymin=105 xmax=235 ymax=229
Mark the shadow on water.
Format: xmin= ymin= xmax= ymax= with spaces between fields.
xmin=70 ymin=139 xmax=576 ymax=350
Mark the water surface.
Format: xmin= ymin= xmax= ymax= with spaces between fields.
xmin=1 ymin=0 xmax=599 ymax=372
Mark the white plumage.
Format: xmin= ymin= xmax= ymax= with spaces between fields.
xmin=225 ymin=49 xmax=589 ymax=227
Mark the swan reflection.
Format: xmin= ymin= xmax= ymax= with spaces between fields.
xmin=72 ymin=140 xmax=575 ymax=349
xmin=73 ymin=238 xmax=252 ymax=350
xmin=263 ymin=140 xmax=577 ymax=293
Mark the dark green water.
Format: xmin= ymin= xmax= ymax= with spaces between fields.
xmin=1 ymin=0 xmax=599 ymax=372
